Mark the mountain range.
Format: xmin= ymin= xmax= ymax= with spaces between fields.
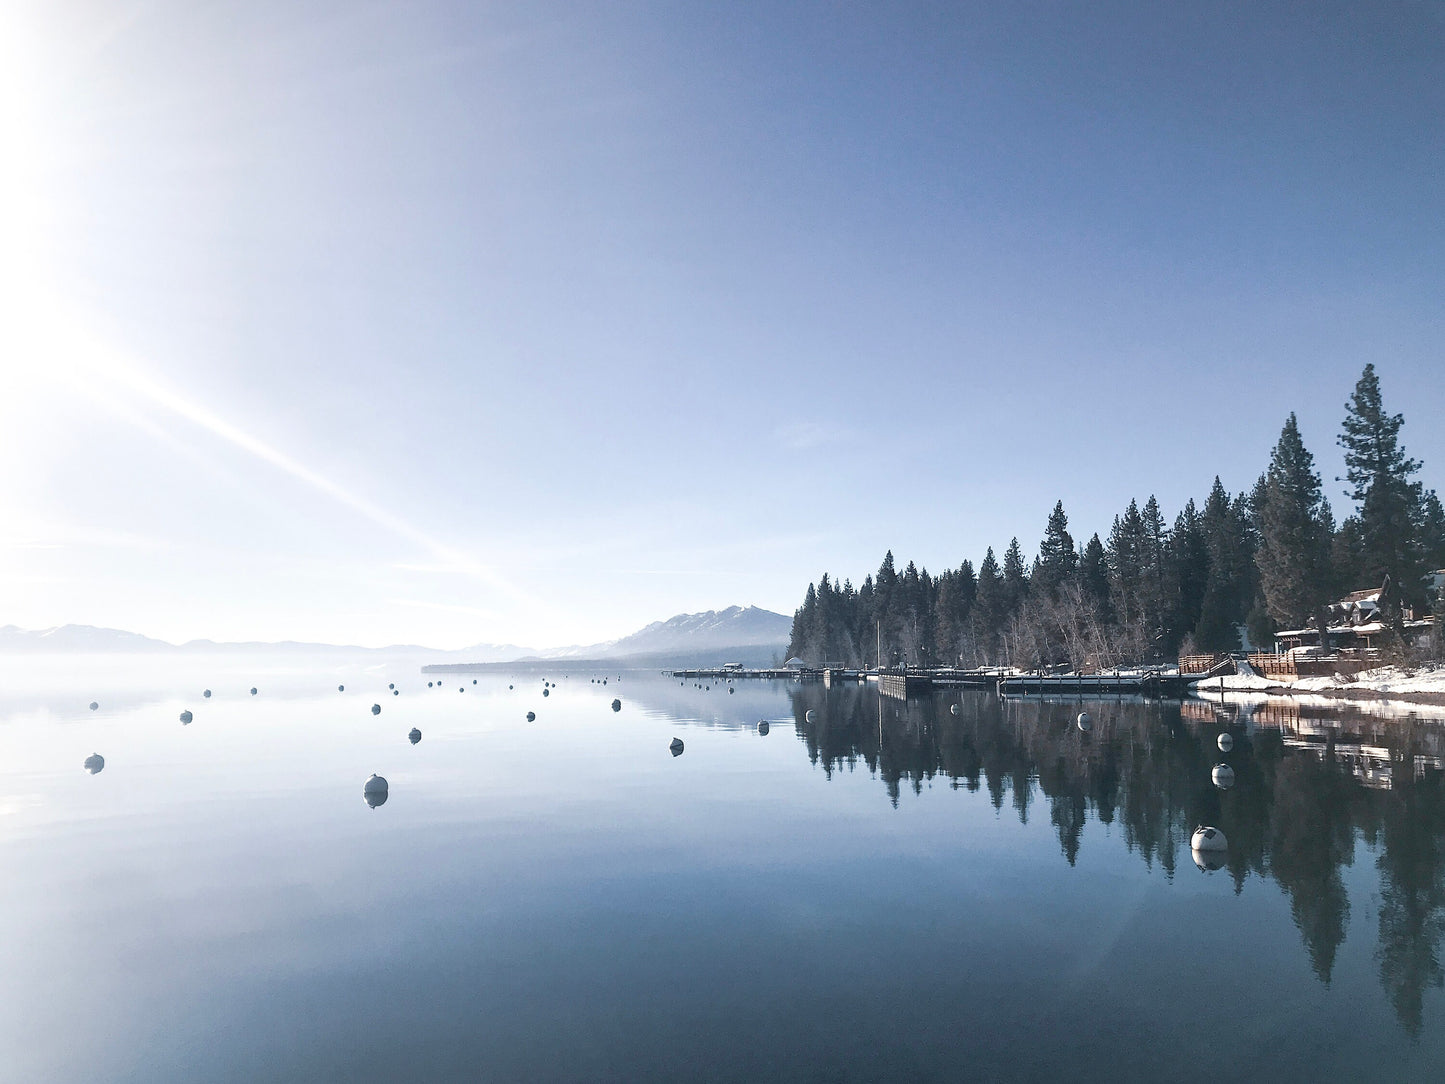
xmin=0 ymin=605 xmax=792 ymax=664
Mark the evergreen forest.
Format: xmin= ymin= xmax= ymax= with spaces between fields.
xmin=787 ymin=365 xmax=1445 ymax=668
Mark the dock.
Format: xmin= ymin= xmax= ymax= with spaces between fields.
xmin=669 ymin=667 xmax=808 ymax=680
xmin=998 ymin=672 xmax=1192 ymax=697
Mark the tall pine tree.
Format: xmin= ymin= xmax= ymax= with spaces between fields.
xmin=1338 ymin=364 xmax=1424 ymax=612
xmin=1257 ymin=415 xmax=1334 ymax=638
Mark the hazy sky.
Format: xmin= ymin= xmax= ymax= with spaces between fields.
xmin=3 ymin=1 xmax=1442 ymax=649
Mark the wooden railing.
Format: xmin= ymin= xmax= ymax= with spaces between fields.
xmin=1248 ymin=653 xmax=1296 ymax=678
xmin=1179 ymin=653 xmax=1228 ymax=675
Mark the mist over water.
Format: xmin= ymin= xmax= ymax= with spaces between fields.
xmin=2 ymin=657 xmax=1444 ymax=1081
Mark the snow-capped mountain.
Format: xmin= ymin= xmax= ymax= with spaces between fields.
xmin=587 ymin=605 xmax=790 ymax=658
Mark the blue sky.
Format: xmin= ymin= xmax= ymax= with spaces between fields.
xmin=2 ymin=1 xmax=1442 ymax=648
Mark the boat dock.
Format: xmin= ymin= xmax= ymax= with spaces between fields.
xmin=668 ymin=666 xmax=1193 ymax=700
xmin=998 ymin=671 xmax=1193 ymax=697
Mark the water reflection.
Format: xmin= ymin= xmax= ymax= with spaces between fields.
xmin=784 ymin=683 xmax=1445 ymax=1035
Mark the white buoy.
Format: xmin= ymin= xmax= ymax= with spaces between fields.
xmin=670 ymin=737 xmax=684 ymax=756
xmin=363 ymin=774 xmax=388 ymax=808
xmin=950 ymin=704 xmax=960 ymax=715
xmin=179 ymin=710 xmax=193 ymax=725
xmin=371 ymin=703 xmax=381 ymax=715
xmin=1212 ymin=763 xmax=1236 ymax=790
xmin=1218 ymin=733 xmax=1234 ymax=752
xmin=805 ymin=709 xmax=816 ymax=723
xmin=1191 ymin=826 xmax=1228 ymax=852
xmin=84 ymin=753 xmax=105 ymax=774
xmin=1077 ymin=711 xmax=1093 ymax=733
xmin=409 ymin=728 xmax=422 ymax=745
xmin=757 ymin=720 xmax=770 ymax=736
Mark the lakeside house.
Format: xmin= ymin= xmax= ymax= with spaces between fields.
xmin=1273 ymin=574 xmax=1443 ymax=653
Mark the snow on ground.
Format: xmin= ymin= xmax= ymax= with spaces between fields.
xmin=1191 ymin=662 xmax=1445 ymax=700
xmin=1343 ymin=664 xmax=1445 ymax=696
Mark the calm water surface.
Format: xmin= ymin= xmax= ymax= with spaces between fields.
xmin=3 ymin=657 xmax=1445 ymax=1081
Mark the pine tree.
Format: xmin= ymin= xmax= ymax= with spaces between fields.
xmin=1257 ymin=414 xmax=1333 ymax=635
xmin=1036 ymin=501 xmax=1078 ymax=598
xmin=1080 ymin=533 xmax=1113 ymax=624
xmin=1338 ymin=364 xmax=1424 ymax=612
xmin=1167 ymin=499 xmax=1209 ymax=653
xmin=1194 ymin=479 xmax=1247 ymax=651
xmin=973 ymin=548 xmax=1004 ymax=663
xmin=1418 ymin=490 xmax=1445 ymax=571
xmin=1140 ymin=496 xmax=1170 ymax=648
xmin=1002 ymin=538 xmax=1029 ymax=613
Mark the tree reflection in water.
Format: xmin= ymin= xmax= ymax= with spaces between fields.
xmin=787 ymin=683 xmax=1445 ymax=1035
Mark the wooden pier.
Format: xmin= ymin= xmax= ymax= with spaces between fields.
xmin=669 ymin=667 xmax=808 ymax=680
xmin=878 ymin=671 xmax=934 ymax=699
xmin=998 ymin=672 xmax=1192 ymax=697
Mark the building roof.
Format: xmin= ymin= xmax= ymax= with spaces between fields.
xmin=1340 ymin=588 xmax=1381 ymax=605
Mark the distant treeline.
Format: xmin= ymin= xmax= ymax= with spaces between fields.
xmin=788 ymin=365 xmax=1445 ymax=668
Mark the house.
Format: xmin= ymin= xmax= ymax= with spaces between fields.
xmin=1275 ymin=583 xmax=1435 ymax=652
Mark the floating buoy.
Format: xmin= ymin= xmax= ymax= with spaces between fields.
xmin=84 ymin=753 xmax=105 ymax=774
xmin=757 ymin=720 xmax=770 ymax=736
xmin=950 ymin=704 xmax=960 ymax=715
xmin=363 ymin=774 xmax=388 ymax=808
xmin=459 ymin=687 xmax=464 ymax=693
xmin=428 ymin=682 xmax=433 ymax=688
xmin=1191 ymin=826 xmax=1228 ymax=852
xmin=250 ymin=687 xmax=258 ymax=696
xmin=89 ymin=701 xmax=99 ymax=711
xmin=371 ymin=704 xmax=381 ymax=716
xmin=729 ymin=687 xmax=734 ymax=694
xmin=409 ymin=728 xmax=422 ymax=745
xmin=393 ymin=690 xmax=399 ymax=696
xmin=1077 ymin=711 xmax=1092 ymax=733
xmin=509 ymin=685 xmax=513 ymax=690
xmin=669 ymin=737 xmax=684 ymax=756
xmin=180 ymin=710 xmax=193 ymax=725
xmin=338 ymin=685 xmax=345 ymax=692
xmin=473 ymin=679 xmax=477 ymax=685
xmin=389 ymin=683 xmax=395 ymax=690
xmin=805 ymin=709 xmax=816 ymax=723
xmin=526 ymin=711 xmax=536 ymax=722
xmin=1212 ymin=763 xmax=1236 ymax=790
xmin=543 ymin=689 xmax=549 ymax=697
xmin=611 ymin=699 xmax=621 ymax=712
xmin=1217 ymin=733 xmax=1234 ymax=753
xmin=203 ymin=689 xmax=212 ymax=698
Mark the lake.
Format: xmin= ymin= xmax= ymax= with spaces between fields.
xmin=3 ymin=657 xmax=1444 ymax=1081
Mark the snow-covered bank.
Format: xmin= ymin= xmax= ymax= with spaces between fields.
xmin=1191 ymin=662 xmax=1445 ymax=704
